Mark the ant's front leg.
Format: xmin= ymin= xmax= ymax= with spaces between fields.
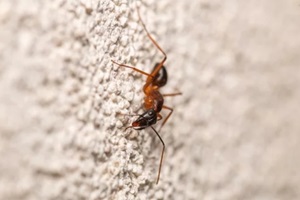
xmin=158 ymin=105 xmax=173 ymax=132
xmin=157 ymin=113 xmax=163 ymax=121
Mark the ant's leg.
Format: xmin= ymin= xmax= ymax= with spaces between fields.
xmin=158 ymin=105 xmax=173 ymax=132
xmin=150 ymin=126 xmax=165 ymax=184
xmin=137 ymin=6 xmax=167 ymax=78
xmin=124 ymin=113 xmax=141 ymax=117
xmin=162 ymin=92 xmax=182 ymax=97
xmin=111 ymin=60 xmax=153 ymax=78
xmin=157 ymin=113 xmax=163 ymax=121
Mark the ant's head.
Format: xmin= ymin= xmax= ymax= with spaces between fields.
xmin=126 ymin=109 xmax=157 ymax=131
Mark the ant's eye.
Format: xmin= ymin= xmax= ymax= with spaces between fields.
xmin=148 ymin=110 xmax=154 ymax=116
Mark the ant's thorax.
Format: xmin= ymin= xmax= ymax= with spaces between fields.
xmin=143 ymin=90 xmax=164 ymax=113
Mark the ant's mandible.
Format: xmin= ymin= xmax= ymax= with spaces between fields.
xmin=111 ymin=6 xmax=181 ymax=184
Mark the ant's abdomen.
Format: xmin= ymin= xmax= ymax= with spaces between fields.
xmin=151 ymin=63 xmax=168 ymax=88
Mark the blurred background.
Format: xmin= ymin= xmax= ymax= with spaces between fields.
xmin=1 ymin=0 xmax=300 ymax=199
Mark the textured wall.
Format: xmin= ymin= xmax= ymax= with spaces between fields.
xmin=1 ymin=0 xmax=300 ymax=199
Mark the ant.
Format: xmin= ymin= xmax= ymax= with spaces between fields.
xmin=111 ymin=6 xmax=181 ymax=184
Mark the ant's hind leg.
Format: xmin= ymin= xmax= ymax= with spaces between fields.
xmin=111 ymin=60 xmax=153 ymax=78
xmin=136 ymin=6 xmax=167 ymax=77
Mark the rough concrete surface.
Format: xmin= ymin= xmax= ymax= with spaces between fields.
xmin=0 ymin=0 xmax=300 ymax=199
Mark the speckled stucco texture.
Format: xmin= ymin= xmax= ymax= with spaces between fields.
xmin=1 ymin=0 xmax=300 ymax=200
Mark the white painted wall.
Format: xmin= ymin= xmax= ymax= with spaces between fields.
xmin=0 ymin=0 xmax=300 ymax=199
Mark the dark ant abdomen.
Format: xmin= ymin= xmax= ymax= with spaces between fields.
xmin=152 ymin=63 xmax=168 ymax=88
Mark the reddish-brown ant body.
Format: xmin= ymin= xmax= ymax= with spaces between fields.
xmin=111 ymin=7 xmax=181 ymax=184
